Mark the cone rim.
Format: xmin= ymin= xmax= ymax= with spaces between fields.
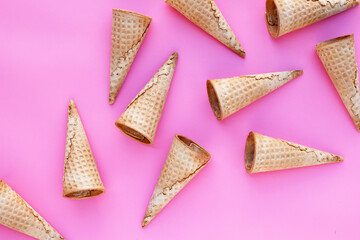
xmin=115 ymin=121 xmax=153 ymax=145
xmin=316 ymin=34 xmax=354 ymax=50
xmin=265 ymin=0 xmax=280 ymax=38
xmin=63 ymin=187 xmax=105 ymax=199
xmin=112 ymin=9 xmax=152 ymax=22
xmin=245 ymin=132 xmax=257 ymax=174
xmin=175 ymin=134 xmax=211 ymax=160
xmin=207 ymin=80 xmax=224 ymax=120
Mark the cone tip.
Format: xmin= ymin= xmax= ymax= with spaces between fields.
xmin=69 ymin=99 xmax=76 ymax=108
xmin=142 ymin=217 xmax=150 ymax=228
xmin=292 ymin=70 xmax=303 ymax=78
xmin=170 ymin=51 xmax=179 ymax=63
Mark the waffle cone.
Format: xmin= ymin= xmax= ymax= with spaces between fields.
xmin=109 ymin=9 xmax=152 ymax=104
xmin=0 ymin=180 xmax=64 ymax=239
xmin=245 ymin=132 xmax=343 ymax=173
xmin=142 ymin=135 xmax=211 ymax=227
xmin=207 ymin=70 xmax=303 ymax=120
xmin=63 ymin=100 xmax=105 ymax=199
xmin=115 ymin=52 xmax=178 ymax=145
xmin=266 ymin=0 xmax=359 ymax=38
xmin=316 ymin=34 xmax=360 ymax=131
xmin=166 ymin=0 xmax=245 ymax=57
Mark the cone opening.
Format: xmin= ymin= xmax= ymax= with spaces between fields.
xmin=207 ymin=80 xmax=223 ymax=120
xmin=64 ymin=189 xmax=104 ymax=199
xmin=245 ymin=132 xmax=256 ymax=173
xmin=265 ymin=0 xmax=280 ymax=38
xmin=116 ymin=123 xmax=152 ymax=144
xmin=113 ymin=9 xmax=152 ymax=22
xmin=316 ymin=34 xmax=353 ymax=49
xmin=176 ymin=135 xmax=211 ymax=159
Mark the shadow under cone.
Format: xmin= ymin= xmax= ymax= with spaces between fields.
xmin=207 ymin=70 xmax=303 ymax=120
xmin=166 ymin=0 xmax=245 ymax=57
xmin=266 ymin=0 xmax=359 ymax=38
xmin=316 ymin=34 xmax=360 ymax=131
xmin=115 ymin=52 xmax=178 ymax=145
xmin=142 ymin=135 xmax=211 ymax=227
xmin=0 ymin=180 xmax=64 ymax=239
xmin=109 ymin=9 xmax=152 ymax=104
xmin=63 ymin=100 xmax=105 ymax=199
xmin=245 ymin=132 xmax=343 ymax=173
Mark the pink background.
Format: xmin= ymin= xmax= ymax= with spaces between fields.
xmin=0 ymin=0 xmax=359 ymax=239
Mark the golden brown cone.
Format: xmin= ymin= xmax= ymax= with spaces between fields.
xmin=63 ymin=100 xmax=105 ymax=199
xmin=316 ymin=34 xmax=360 ymax=131
xmin=0 ymin=180 xmax=64 ymax=240
xmin=115 ymin=52 xmax=178 ymax=145
xmin=109 ymin=9 xmax=152 ymax=104
xmin=266 ymin=0 xmax=359 ymax=38
xmin=245 ymin=132 xmax=343 ymax=173
xmin=207 ymin=70 xmax=303 ymax=120
xmin=166 ymin=0 xmax=245 ymax=57
xmin=142 ymin=135 xmax=211 ymax=227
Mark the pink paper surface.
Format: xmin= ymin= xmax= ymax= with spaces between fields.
xmin=1 ymin=0 xmax=360 ymax=239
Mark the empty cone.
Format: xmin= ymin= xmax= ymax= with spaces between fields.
xmin=316 ymin=34 xmax=360 ymax=131
xmin=244 ymin=132 xmax=343 ymax=173
xmin=265 ymin=0 xmax=359 ymax=38
xmin=166 ymin=0 xmax=245 ymax=57
xmin=109 ymin=9 xmax=152 ymax=104
xmin=0 ymin=180 xmax=64 ymax=240
xmin=207 ymin=70 xmax=303 ymax=120
xmin=142 ymin=135 xmax=211 ymax=227
xmin=115 ymin=52 xmax=178 ymax=145
xmin=63 ymin=100 xmax=105 ymax=199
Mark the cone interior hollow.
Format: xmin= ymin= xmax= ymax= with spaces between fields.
xmin=206 ymin=80 xmax=222 ymax=120
xmin=115 ymin=123 xmax=151 ymax=144
xmin=265 ymin=0 xmax=280 ymax=38
xmin=176 ymin=135 xmax=211 ymax=158
xmin=316 ymin=34 xmax=353 ymax=48
xmin=245 ymin=132 xmax=256 ymax=172
xmin=64 ymin=189 xmax=104 ymax=199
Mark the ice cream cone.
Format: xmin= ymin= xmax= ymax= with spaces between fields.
xmin=63 ymin=100 xmax=105 ymax=199
xmin=109 ymin=9 xmax=152 ymax=104
xmin=0 ymin=180 xmax=64 ymax=240
xmin=245 ymin=132 xmax=343 ymax=173
xmin=316 ymin=34 xmax=360 ymax=131
xmin=142 ymin=135 xmax=211 ymax=227
xmin=166 ymin=0 xmax=245 ymax=57
xmin=115 ymin=52 xmax=178 ymax=145
xmin=266 ymin=0 xmax=359 ymax=38
xmin=207 ymin=70 xmax=303 ymax=120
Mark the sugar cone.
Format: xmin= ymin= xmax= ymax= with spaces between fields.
xmin=63 ymin=100 xmax=105 ymax=199
xmin=115 ymin=52 xmax=178 ymax=145
xmin=207 ymin=70 xmax=303 ymax=120
xmin=245 ymin=132 xmax=343 ymax=173
xmin=166 ymin=0 xmax=245 ymax=57
xmin=316 ymin=34 xmax=360 ymax=131
xmin=0 ymin=180 xmax=64 ymax=239
xmin=142 ymin=135 xmax=211 ymax=227
xmin=109 ymin=9 xmax=152 ymax=104
xmin=266 ymin=0 xmax=359 ymax=38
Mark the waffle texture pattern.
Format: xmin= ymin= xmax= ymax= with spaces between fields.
xmin=266 ymin=0 xmax=359 ymax=37
xmin=166 ymin=0 xmax=245 ymax=57
xmin=63 ymin=100 xmax=105 ymax=199
xmin=245 ymin=132 xmax=343 ymax=173
xmin=115 ymin=52 xmax=178 ymax=145
xmin=142 ymin=135 xmax=211 ymax=227
xmin=0 ymin=180 xmax=64 ymax=240
xmin=109 ymin=9 xmax=152 ymax=104
xmin=316 ymin=34 xmax=360 ymax=131
xmin=207 ymin=70 xmax=303 ymax=120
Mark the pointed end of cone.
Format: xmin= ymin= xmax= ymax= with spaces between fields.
xmin=291 ymin=70 xmax=303 ymax=79
xmin=142 ymin=217 xmax=151 ymax=228
xmin=68 ymin=99 xmax=77 ymax=111
xmin=235 ymin=48 xmax=246 ymax=58
xmin=337 ymin=156 xmax=344 ymax=162
xmin=109 ymin=97 xmax=115 ymax=105
xmin=170 ymin=51 xmax=179 ymax=64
